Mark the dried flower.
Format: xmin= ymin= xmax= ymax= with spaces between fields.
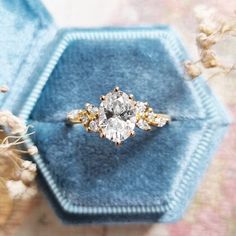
xmin=21 ymin=160 xmax=37 ymax=172
xmin=184 ymin=61 xmax=202 ymax=79
xmin=0 ymin=111 xmax=38 ymax=158
xmin=196 ymin=33 xmax=217 ymax=49
xmin=199 ymin=21 xmax=218 ymax=36
xmin=0 ymin=88 xmax=38 ymax=228
xmin=184 ymin=5 xmax=236 ymax=80
xmin=6 ymin=180 xmax=37 ymax=200
xmin=0 ymin=111 xmax=38 ymax=204
xmin=0 ymin=136 xmax=37 ymax=191
xmin=0 ymin=149 xmax=22 ymax=180
xmin=20 ymin=161 xmax=37 ymax=184
xmin=21 ymin=185 xmax=37 ymax=200
xmin=6 ymin=180 xmax=27 ymax=200
xmin=0 ymin=111 xmax=26 ymax=134
xmin=201 ymin=50 xmax=219 ymax=68
xmin=27 ymin=146 xmax=38 ymax=156
xmin=20 ymin=170 xmax=35 ymax=184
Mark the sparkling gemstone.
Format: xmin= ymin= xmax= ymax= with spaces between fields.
xmin=155 ymin=117 xmax=167 ymax=127
xmin=148 ymin=112 xmax=155 ymax=120
xmin=85 ymin=103 xmax=99 ymax=114
xmin=67 ymin=109 xmax=79 ymax=120
xmin=136 ymin=119 xmax=151 ymax=130
xmin=81 ymin=114 xmax=89 ymax=124
xmin=135 ymin=101 xmax=147 ymax=113
xmin=89 ymin=120 xmax=99 ymax=132
xmin=98 ymin=90 xmax=136 ymax=143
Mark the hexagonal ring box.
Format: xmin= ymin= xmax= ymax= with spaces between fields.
xmin=0 ymin=0 xmax=230 ymax=224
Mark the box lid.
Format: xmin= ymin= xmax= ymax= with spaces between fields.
xmin=0 ymin=0 xmax=57 ymax=112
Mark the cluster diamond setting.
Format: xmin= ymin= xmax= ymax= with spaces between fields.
xmin=67 ymin=87 xmax=170 ymax=145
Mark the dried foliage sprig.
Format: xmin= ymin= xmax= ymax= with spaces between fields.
xmin=184 ymin=5 xmax=236 ymax=80
xmin=0 ymin=87 xmax=38 ymax=228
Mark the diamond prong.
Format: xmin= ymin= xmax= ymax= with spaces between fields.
xmin=130 ymin=131 xmax=135 ymax=137
xmin=100 ymin=95 xmax=105 ymax=101
xmin=114 ymin=86 xmax=120 ymax=92
xmin=115 ymin=141 xmax=122 ymax=147
xmin=85 ymin=103 xmax=91 ymax=109
xmin=129 ymin=94 xmax=134 ymax=100
xmin=86 ymin=127 xmax=92 ymax=132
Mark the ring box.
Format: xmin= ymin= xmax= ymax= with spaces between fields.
xmin=0 ymin=0 xmax=230 ymax=224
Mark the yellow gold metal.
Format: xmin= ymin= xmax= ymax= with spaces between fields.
xmin=136 ymin=109 xmax=171 ymax=128
xmin=67 ymin=108 xmax=99 ymax=131
xmin=130 ymin=131 xmax=135 ymax=137
xmin=100 ymin=96 xmax=105 ymax=101
xmin=67 ymin=110 xmax=88 ymax=124
xmin=115 ymin=141 xmax=122 ymax=146
xmin=114 ymin=86 xmax=120 ymax=92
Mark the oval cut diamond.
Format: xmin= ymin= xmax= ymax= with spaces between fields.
xmin=99 ymin=90 xmax=136 ymax=143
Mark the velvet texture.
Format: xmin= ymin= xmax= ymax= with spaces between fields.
xmin=0 ymin=0 xmax=56 ymax=111
xmin=0 ymin=0 xmax=230 ymax=224
xmin=26 ymin=28 xmax=229 ymax=223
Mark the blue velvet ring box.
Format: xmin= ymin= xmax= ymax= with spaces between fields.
xmin=0 ymin=0 xmax=230 ymax=224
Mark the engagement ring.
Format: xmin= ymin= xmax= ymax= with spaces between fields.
xmin=67 ymin=87 xmax=170 ymax=145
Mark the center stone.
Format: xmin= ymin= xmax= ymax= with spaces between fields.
xmin=98 ymin=90 xmax=136 ymax=143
